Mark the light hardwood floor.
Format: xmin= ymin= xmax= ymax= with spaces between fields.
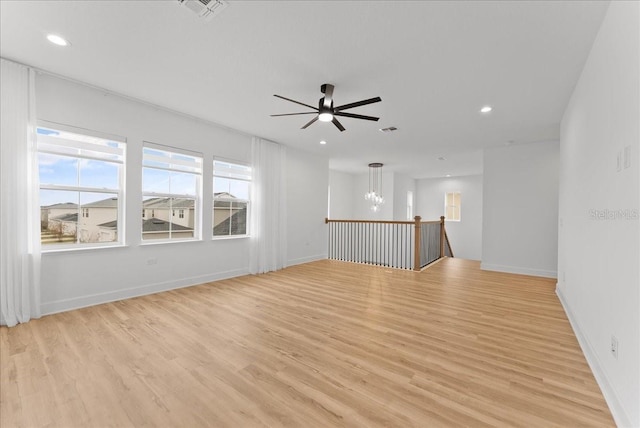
xmin=1 ymin=258 xmax=613 ymax=427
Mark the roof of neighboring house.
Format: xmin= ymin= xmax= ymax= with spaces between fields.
xmin=214 ymin=192 xmax=236 ymax=199
xmin=213 ymin=200 xmax=245 ymax=209
xmin=143 ymin=197 xmax=195 ymax=209
xmin=82 ymin=197 xmax=118 ymax=208
xmin=42 ymin=202 xmax=78 ymax=209
xmin=142 ymin=218 xmax=193 ymax=232
xmin=213 ymin=193 xmax=244 ymax=209
xmin=51 ymin=213 xmax=78 ymax=222
xmin=213 ymin=207 xmax=247 ymax=236
xmin=97 ymin=218 xmax=194 ymax=232
xmin=97 ymin=220 xmax=117 ymax=229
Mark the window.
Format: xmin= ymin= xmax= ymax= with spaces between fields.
xmin=37 ymin=126 xmax=125 ymax=248
xmin=213 ymin=159 xmax=251 ymax=237
xmin=142 ymin=144 xmax=202 ymax=241
xmin=407 ymin=190 xmax=413 ymax=220
xmin=445 ymin=191 xmax=461 ymax=221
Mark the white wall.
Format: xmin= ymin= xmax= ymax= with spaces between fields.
xmin=393 ymin=173 xmax=416 ymax=221
xmin=557 ymin=2 xmax=639 ymax=426
xmin=416 ymin=175 xmax=483 ymax=261
xmin=36 ymin=73 xmax=328 ymax=314
xmin=328 ymin=169 xmax=355 ymax=219
xmin=285 ymin=149 xmax=329 ymax=266
xmin=481 ymin=141 xmax=559 ymax=277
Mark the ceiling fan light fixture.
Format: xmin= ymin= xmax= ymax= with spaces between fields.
xmin=318 ymin=112 xmax=334 ymax=122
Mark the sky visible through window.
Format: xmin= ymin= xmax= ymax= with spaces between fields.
xmin=37 ymin=128 xmax=123 ymax=207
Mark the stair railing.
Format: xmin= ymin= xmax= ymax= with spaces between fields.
xmin=325 ymin=215 xmax=452 ymax=271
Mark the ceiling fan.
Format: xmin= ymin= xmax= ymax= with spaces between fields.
xmin=271 ymin=84 xmax=381 ymax=132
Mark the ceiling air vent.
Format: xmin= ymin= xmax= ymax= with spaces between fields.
xmin=178 ymin=0 xmax=229 ymax=21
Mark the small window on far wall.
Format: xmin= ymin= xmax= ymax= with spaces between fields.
xmin=445 ymin=191 xmax=461 ymax=221
xmin=406 ymin=190 xmax=413 ymax=220
xmin=213 ymin=159 xmax=251 ymax=237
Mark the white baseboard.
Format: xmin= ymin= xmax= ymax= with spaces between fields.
xmin=286 ymin=253 xmax=327 ymax=267
xmin=40 ymin=268 xmax=249 ymax=316
xmin=556 ymin=286 xmax=632 ymax=428
xmin=480 ymin=262 xmax=557 ymax=278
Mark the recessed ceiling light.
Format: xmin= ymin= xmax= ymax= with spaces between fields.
xmin=46 ymin=34 xmax=70 ymax=47
xmin=480 ymin=105 xmax=493 ymax=114
xmin=445 ymin=174 xmax=451 ymax=177
xmin=319 ymin=140 xmax=327 ymax=145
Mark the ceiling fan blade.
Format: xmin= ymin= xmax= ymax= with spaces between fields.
xmin=301 ymin=116 xmax=319 ymax=129
xmin=271 ymin=112 xmax=318 ymax=117
xmin=332 ymin=117 xmax=346 ymax=132
xmin=334 ymin=97 xmax=382 ymax=112
xmin=321 ymin=84 xmax=334 ymax=109
xmin=273 ymin=94 xmax=317 ymax=110
xmin=334 ymin=112 xmax=380 ymax=121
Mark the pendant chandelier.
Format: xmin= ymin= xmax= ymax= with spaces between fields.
xmin=364 ymin=162 xmax=385 ymax=212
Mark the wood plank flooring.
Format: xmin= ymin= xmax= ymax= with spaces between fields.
xmin=1 ymin=258 xmax=614 ymax=427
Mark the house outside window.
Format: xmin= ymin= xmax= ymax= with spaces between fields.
xmin=445 ymin=191 xmax=461 ymax=221
xmin=213 ymin=159 xmax=251 ymax=237
xmin=37 ymin=125 xmax=126 ymax=248
xmin=142 ymin=143 xmax=202 ymax=241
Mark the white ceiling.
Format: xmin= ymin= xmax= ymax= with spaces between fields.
xmin=0 ymin=0 xmax=609 ymax=178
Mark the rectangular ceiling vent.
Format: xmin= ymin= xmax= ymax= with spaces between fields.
xmin=379 ymin=126 xmax=398 ymax=133
xmin=178 ymin=0 xmax=229 ymax=21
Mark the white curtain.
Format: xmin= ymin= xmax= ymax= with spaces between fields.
xmin=0 ymin=59 xmax=41 ymax=326
xmin=249 ymin=137 xmax=287 ymax=274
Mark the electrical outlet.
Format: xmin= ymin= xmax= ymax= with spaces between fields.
xmin=611 ymin=335 xmax=618 ymax=359
xmin=624 ymin=145 xmax=632 ymax=169
xmin=617 ymin=151 xmax=622 ymax=172
xmin=146 ymin=257 xmax=158 ymax=266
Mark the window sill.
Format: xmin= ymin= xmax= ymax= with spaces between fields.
xmin=42 ymin=243 xmax=127 ymax=254
xmin=140 ymin=238 xmax=203 ymax=247
xmin=212 ymin=235 xmax=250 ymax=241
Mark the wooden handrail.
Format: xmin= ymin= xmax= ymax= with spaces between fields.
xmin=325 ymin=218 xmax=414 ymax=225
xmin=444 ymin=229 xmax=454 ymax=258
xmin=325 ymin=218 xmax=442 ymax=225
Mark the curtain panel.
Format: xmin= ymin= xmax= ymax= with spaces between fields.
xmin=249 ymin=137 xmax=286 ymax=274
xmin=0 ymin=58 xmax=41 ymax=326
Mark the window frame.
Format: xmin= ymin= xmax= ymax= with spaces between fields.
xmin=141 ymin=142 xmax=203 ymax=243
xmin=212 ymin=158 xmax=251 ymax=239
xmin=444 ymin=191 xmax=461 ymax=222
xmin=37 ymin=121 xmax=126 ymax=251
